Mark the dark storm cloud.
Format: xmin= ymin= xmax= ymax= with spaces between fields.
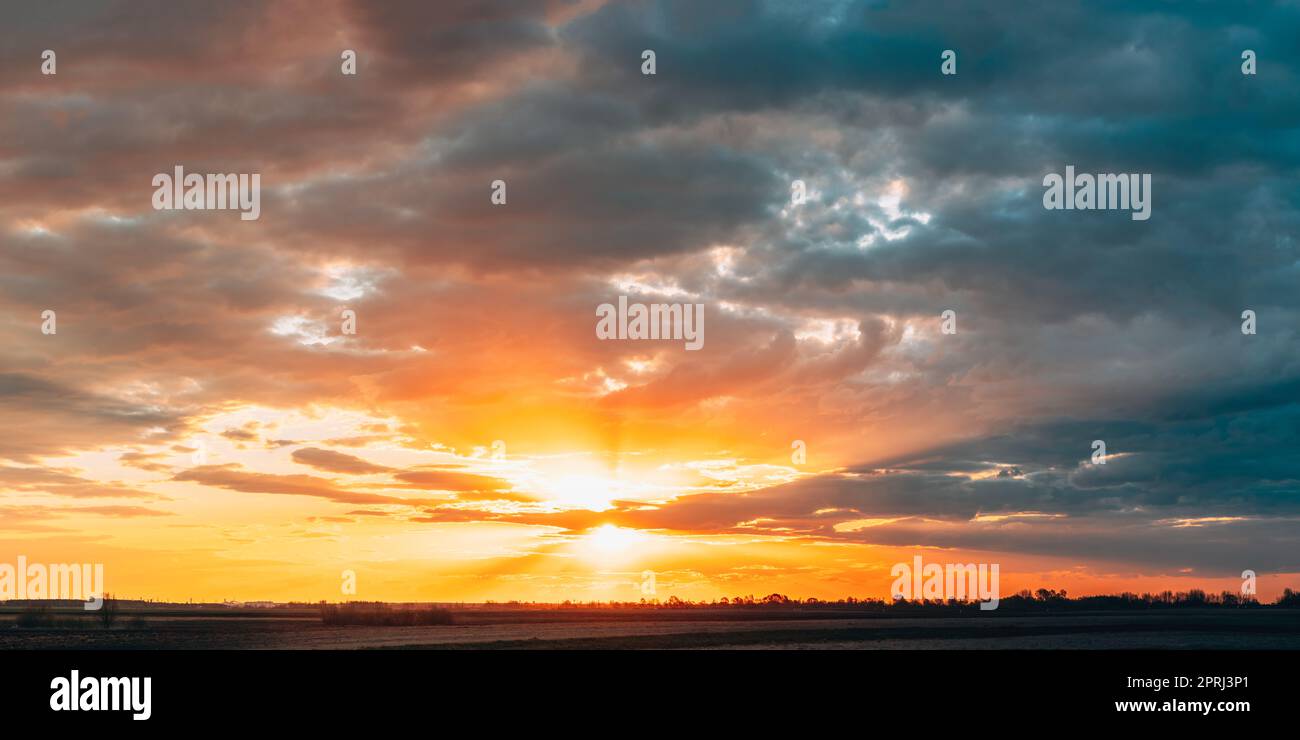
xmin=341 ymin=0 xmax=566 ymax=84
xmin=564 ymin=0 xmax=1300 ymax=135
xmin=544 ymin=0 xmax=1300 ymax=334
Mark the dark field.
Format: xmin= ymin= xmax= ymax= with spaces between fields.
xmin=3 ymin=607 xmax=1299 ymax=650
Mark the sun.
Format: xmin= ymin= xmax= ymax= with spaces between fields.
xmin=587 ymin=524 xmax=640 ymax=552
xmin=577 ymin=525 xmax=648 ymax=564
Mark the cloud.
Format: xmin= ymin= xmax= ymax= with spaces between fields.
xmin=291 ymin=447 xmax=392 ymax=474
xmin=174 ymin=465 xmax=434 ymax=506
xmin=2 ymin=0 xmax=1298 ymax=595
xmin=0 ymin=463 xmax=163 ymax=500
xmin=392 ymin=469 xmax=514 ymax=493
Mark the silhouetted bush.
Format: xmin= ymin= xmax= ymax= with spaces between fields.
xmin=16 ymin=605 xmax=53 ymax=628
xmin=97 ymin=594 xmax=119 ymax=629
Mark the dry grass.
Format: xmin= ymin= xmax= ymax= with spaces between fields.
xmin=319 ymin=602 xmax=454 ymax=627
xmin=15 ymin=605 xmax=84 ymax=629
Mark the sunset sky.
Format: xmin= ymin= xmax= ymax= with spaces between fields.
xmin=2 ymin=0 xmax=1298 ymax=603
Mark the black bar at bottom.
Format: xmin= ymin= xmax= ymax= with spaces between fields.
xmin=0 ymin=649 xmax=1284 ymax=727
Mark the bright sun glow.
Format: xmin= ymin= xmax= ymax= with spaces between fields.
xmin=578 ymin=525 xmax=647 ymax=564
xmin=544 ymin=475 xmax=619 ymax=511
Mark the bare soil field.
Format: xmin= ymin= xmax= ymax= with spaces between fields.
xmin=2 ymin=608 xmax=1298 ymax=649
